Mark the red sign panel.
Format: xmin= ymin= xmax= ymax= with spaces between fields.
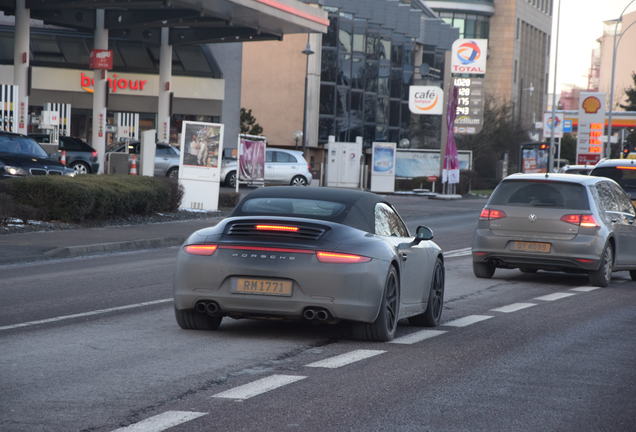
xmin=89 ymin=49 xmax=113 ymax=70
xmin=577 ymin=154 xmax=601 ymax=165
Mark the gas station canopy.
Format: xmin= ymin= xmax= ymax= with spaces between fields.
xmin=0 ymin=0 xmax=329 ymax=43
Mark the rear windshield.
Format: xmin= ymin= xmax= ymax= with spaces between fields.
xmin=59 ymin=137 xmax=93 ymax=152
xmin=591 ymin=167 xmax=636 ymax=191
xmin=238 ymin=198 xmax=346 ymax=219
xmin=0 ymin=135 xmax=49 ymax=158
xmin=489 ymin=180 xmax=590 ymax=210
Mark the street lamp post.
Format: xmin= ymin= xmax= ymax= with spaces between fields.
xmin=301 ymin=34 xmax=314 ymax=155
xmin=606 ymin=0 xmax=636 ymax=157
xmin=549 ymin=0 xmax=562 ymax=172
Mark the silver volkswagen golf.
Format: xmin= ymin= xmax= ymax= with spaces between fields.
xmin=472 ymin=173 xmax=636 ymax=286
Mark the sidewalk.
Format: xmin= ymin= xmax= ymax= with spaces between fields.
xmin=0 ymin=216 xmax=224 ymax=265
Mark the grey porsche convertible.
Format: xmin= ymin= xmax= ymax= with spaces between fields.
xmin=173 ymin=187 xmax=445 ymax=341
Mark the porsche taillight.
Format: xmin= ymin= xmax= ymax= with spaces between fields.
xmin=316 ymin=251 xmax=371 ymax=263
xmin=184 ymin=244 xmax=218 ymax=256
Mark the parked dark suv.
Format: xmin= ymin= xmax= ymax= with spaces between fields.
xmin=1 ymin=132 xmax=75 ymax=179
xmin=590 ymin=158 xmax=636 ymax=206
xmin=29 ymin=134 xmax=99 ymax=174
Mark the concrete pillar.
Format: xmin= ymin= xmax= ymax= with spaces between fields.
xmin=91 ymin=9 xmax=108 ymax=174
xmin=157 ymin=27 xmax=172 ymax=144
xmin=305 ymin=33 xmax=322 ymax=149
xmin=13 ymin=0 xmax=29 ymax=134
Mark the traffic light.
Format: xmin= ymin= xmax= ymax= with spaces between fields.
xmin=538 ymin=143 xmax=550 ymax=150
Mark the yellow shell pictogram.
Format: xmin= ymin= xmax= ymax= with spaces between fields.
xmin=582 ymin=96 xmax=601 ymax=114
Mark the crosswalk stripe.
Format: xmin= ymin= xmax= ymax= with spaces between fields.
xmin=443 ymin=315 xmax=493 ymax=327
xmin=213 ymin=375 xmax=306 ymax=400
xmin=490 ymin=303 xmax=537 ymax=313
xmin=305 ymin=349 xmax=385 ymax=368
xmin=111 ymin=411 xmax=206 ymax=432
xmin=390 ymin=329 xmax=447 ymax=345
xmin=534 ymin=292 xmax=577 ymax=301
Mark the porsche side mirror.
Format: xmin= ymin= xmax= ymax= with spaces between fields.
xmin=414 ymin=225 xmax=434 ymax=243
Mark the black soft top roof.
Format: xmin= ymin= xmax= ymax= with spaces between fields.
xmin=231 ymin=186 xmax=385 ymax=232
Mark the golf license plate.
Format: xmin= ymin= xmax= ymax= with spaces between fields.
xmin=233 ymin=278 xmax=293 ymax=296
xmin=510 ymin=241 xmax=551 ymax=253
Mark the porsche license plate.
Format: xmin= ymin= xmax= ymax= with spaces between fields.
xmin=510 ymin=241 xmax=551 ymax=253
xmin=233 ymin=278 xmax=293 ymax=296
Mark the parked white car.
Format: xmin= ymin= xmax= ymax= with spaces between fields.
xmin=221 ymin=148 xmax=312 ymax=187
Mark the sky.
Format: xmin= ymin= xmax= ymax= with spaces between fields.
xmin=549 ymin=0 xmax=636 ymax=94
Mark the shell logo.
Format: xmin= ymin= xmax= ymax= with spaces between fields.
xmin=582 ymin=96 xmax=601 ymax=114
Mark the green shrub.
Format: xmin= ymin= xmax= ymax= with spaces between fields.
xmin=0 ymin=175 xmax=183 ymax=222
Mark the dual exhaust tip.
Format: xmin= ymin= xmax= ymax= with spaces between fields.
xmin=303 ymin=307 xmax=330 ymax=321
xmin=195 ymin=301 xmax=221 ymax=316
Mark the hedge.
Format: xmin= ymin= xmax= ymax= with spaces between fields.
xmin=0 ymin=175 xmax=183 ymax=223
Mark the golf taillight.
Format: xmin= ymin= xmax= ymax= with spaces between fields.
xmin=560 ymin=214 xmax=600 ymax=228
xmin=184 ymin=244 xmax=218 ymax=255
xmin=255 ymin=224 xmax=300 ymax=232
xmin=479 ymin=208 xmax=506 ymax=220
xmin=91 ymin=151 xmax=98 ymax=157
xmin=316 ymin=251 xmax=371 ymax=264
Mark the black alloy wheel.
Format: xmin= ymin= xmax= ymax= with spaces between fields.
xmin=409 ymin=258 xmax=445 ymax=327
xmin=353 ymin=266 xmax=399 ymax=342
xmin=226 ymin=171 xmax=237 ymax=188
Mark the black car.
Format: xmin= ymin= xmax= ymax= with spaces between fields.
xmin=1 ymin=132 xmax=75 ymax=179
xmin=590 ymin=158 xmax=636 ymax=206
xmin=29 ymin=134 xmax=99 ymax=174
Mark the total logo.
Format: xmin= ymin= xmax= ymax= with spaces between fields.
xmin=545 ymin=115 xmax=561 ymax=129
xmin=451 ymin=39 xmax=487 ymax=74
xmin=80 ymin=72 xmax=148 ymax=94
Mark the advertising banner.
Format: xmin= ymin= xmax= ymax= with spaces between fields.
xmin=238 ymin=134 xmax=266 ymax=184
xmin=179 ymin=121 xmax=224 ymax=211
xmin=396 ymin=149 xmax=472 ymax=178
xmin=576 ymin=92 xmax=605 ymax=165
xmin=543 ymin=112 xmax=564 ymax=139
xmin=451 ymin=39 xmax=487 ymax=75
xmin=408 ymin=86 xmax=443 ymax=115
xmin=89 ymin=49 xmax=113 ymax=70
xmin=371 ymin=142 xmax=397 ymax=193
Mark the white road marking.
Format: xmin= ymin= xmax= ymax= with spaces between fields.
xmin=443 ymin=315 xmax=493 ymax=327
xmin=534 ymin=292 xmax=577 ymax=301
xmin=570 ymin=286 xmax=601 ymax=292
xmin=111 ymin=411 xmax=206 ymax=432
xmin=490 ymin=302 xmax=537 ymax=313
xmin=213 ymin=375 xmax=306 ymax=400
xmin=305 ymin=349 xmax=385 ymax=368
xmin=444 ymin=247 xmax=472 ymax=258
xmin=0 ymin=298 xmax=173 ymax=332
xmin=390 ymin=329 xmax=447 ymax=345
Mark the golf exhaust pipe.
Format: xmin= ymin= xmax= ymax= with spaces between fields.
xmin=303 ymin=308 xmax=316 ymax=320
xmin=205 ymin=302 xmax=220 ymax=315
xmin=195 ymin=302 xmax=207 ymax=314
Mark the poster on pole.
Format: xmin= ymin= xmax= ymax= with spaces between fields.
xmin=238 ymin=134 xmax=266 ymax=185
xmin=178 ymin=121 xmax=223 ymax=211
xmin=543 ymin=112 xmax=564 ymax=139
xmin=370 ymin=142 xmax=397 ymax=193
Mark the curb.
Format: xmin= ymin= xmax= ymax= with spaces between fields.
xmin=44 ymin=236 xmax=187 ymax=259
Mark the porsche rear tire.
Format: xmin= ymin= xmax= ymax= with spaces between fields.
xmin=175 ymin=308 xmax=222 ymax=330
xmin=409 ymin=258 xmax=445 ymax=327
xmin=353 ymin=266 xmax=399 ymax=342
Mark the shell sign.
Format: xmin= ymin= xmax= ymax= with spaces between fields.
xmin=409 ymin=86 xmax=444 ymax=115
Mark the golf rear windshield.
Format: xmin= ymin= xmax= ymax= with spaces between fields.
xmin=239 ymin=198 xmax=347 ymax=219
xmin=489 ymin=180 xmax=590 ymax=210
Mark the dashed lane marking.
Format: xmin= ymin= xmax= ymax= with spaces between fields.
xmin=443 ymin=315 xmax=493 ymax=327
xmin=305 ymin=349 xmax=385 ymax=368
xmin=570 ymin=286 xmax=601 ymax=292
xmin=534 ymin=292 xmax=577 ymax=301
xmin=212 ymin=375 xmax=306 ymax=400
xmin=490 ymin=302 xmax=537 ymax=313
xmin=0 ymin=298 xmax=173 ymax=332
xmin=390 ymin=329 xmax=447 ymax=345
xmin=111 ymin=411 xmax=206 ymax=432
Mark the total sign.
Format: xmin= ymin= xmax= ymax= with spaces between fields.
xmin=409 ymin=86 xmax=443 ymax=115
xmin=543 ymin=112 xmax=564 ymax=139
xmin=451 ymin=39 xmax=488 ymax=75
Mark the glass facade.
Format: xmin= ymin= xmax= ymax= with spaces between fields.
xmin=438 ymin=12 xmax=490 ymax=39
xmin=319 ymin=12 xmax=415 ymax=145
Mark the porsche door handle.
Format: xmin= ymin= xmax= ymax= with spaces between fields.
xmin=399 ymin=252 xmax=408 ymax=261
